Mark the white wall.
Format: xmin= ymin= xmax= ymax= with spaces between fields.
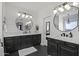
xmin=38 ymin=4 xmax=79 ymax=46
xmin=38 ymin=7 xmax=53 ymax=46
xmin=3 ymin=3 xmax=39 ymax=37
xmin=3 ymin=2 xmax=79 ymax=46
xmin=3 ymin=2 xmax=63 ymax=46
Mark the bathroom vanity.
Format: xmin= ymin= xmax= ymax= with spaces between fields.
xmin=46 ymin=37 xmax=79 ymax=56
xmin=47 ymin=4 xmax=79 ymax=56
xmin=4 ymin=33 xmax=41 ymax=55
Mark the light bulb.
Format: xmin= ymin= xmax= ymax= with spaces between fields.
xmin=72 ymin=2 xmax=79 ymax=6
xmin=17 ymin=13 xmax=21 ymax=16
xmin=58 ymin=7 xmax=64 ymax=12
xmin=64 ymin=4 xmax=71 ymax=10
xmin=53 ymin=9 xmax=57 ymax=14
xmin=22 ymin=14 xmax=25 ymax=18
xmin=30 ymin=16 xmax=32 ymax=18
xmin=25 ymin=15 xmax=29 ymax=18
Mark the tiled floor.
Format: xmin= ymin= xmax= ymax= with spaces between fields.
xmin=5 ymin=45 xmax=48 ymax=56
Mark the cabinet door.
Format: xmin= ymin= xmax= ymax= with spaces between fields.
xmin=13 ymin=36 xmax=21 ymax=51
xmin=4 ymin=36 xmax=22 ymax=53
xmin=47 ymin=41 xmax=58 ymax=56
xmin=20 ymin=35 xmax=32 ymax=49
xmin=78 ymin=46 xmax=79 ymax=56
xmin=32 ymin=35 xmax=41 ymax=45
xmin=4 ymin=37 xmax=15 ymax=53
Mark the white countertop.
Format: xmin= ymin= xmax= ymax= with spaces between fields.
xmin=46 ymin=35 xmax=62 ymax=40
xmin=46 ymin=35 xmax=79 ymax=45
xmin=4 ymin=33 xmax=41 ymax=37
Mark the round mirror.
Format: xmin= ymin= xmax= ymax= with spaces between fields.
xmin=53 ymin=6 xmax=79 ymax=32
xmin=16 ymin=17 xmax=33 ymax=32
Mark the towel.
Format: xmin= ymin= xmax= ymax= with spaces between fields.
xmin=18 ymin=46 xmax=37 ymax=56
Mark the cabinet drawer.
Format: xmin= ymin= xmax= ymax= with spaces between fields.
xmin=64 ymin=42 xmax=78 ymax=48
xmin=60 ymin=46 xmax=77 ymax=56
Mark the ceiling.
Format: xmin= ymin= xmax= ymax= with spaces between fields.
xmin=5 ymin=2 xmax=63 ymax=12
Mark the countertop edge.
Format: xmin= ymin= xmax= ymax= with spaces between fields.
xmin=46 ymin=36 xmax=79 ymax=45
xmin=4 ymin=33 xmax=41 ymax=37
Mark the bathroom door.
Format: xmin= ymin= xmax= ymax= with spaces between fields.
xmin=0 ymin=2 xmax=4 ymax=56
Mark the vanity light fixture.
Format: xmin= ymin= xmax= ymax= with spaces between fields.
xmin=53 ymin=9 xmax=58 ymax=14
xmin=29 ymin=16 xmax=32 ymax=18
xmin=72 ymin=2 xmax=79 ymax=7
xmin=64 ymin=4 xmax=71 ymax=10
xmin=58 ymin=7 xmax=64 ymax=12
xmin=25 ymin=15 xmax=29 ymax=18
xmin=22 ymin=13 xmax=25 ymax=18
xmin=17 ymin=12 xmax=32 ymax=19
xmin=17 ymin=12 xmax=21 ymax=16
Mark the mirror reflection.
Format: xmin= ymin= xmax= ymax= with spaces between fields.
xmin=16 ymin=17 xmax=33 ymax=33
xmin=53 ymin=6 xmax=79 ymax=32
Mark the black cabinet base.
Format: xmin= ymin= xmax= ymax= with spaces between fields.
xmin=46 ymin=37 xmax=78 ymax=56
xmin=4 ymin=34 xmax=41 ymax=54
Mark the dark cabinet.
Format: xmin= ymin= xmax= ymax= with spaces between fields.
xmin=32 ymin=35 xmax=41 ymax=45
xmin=46 ymin=37 xmax=78 ymax=56
xmin=60 ymin=42 xmax=78 ymax=56
xmin=47 ymin=38 xmax=59 ymax=56
xmin=78 ymin=46 xmax=79 ymax=56
xmin=60 ymin=46 xmax=77 ymax=56
xmin=4 ymin=34 xmax=41 ymax=54
xmin=14 ymin=36 xmax=21 ymax=51
xmin=20 ymin=35 xmax=32 ymax=49
xmin=4 ymin=37 xmax=19 ymax=53
xmin=48 ymin=42 xmax=58 ymax=56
